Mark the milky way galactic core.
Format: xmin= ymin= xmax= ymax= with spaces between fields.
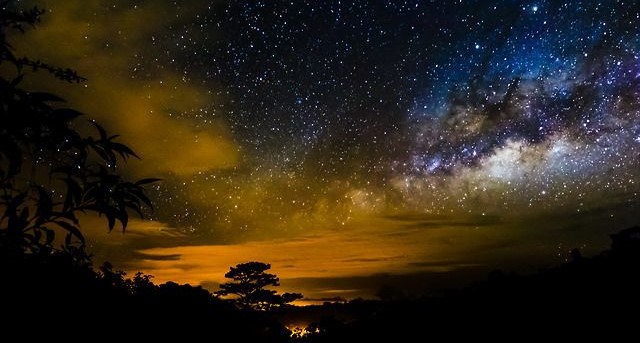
xmin=146 ymin=1 xmax=640 ymax=235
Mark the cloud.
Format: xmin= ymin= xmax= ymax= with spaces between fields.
xmin=76 ymin=215 xmax=186 ymax=268
xmin=12 ymin=0 xmax=238 ymax=176
xmin=80 ymin=216 xmax=184 ymax=244
xmin=125 ymin=214 xmax=549 ymax=298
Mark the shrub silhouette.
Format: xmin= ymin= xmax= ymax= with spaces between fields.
xmin=0 ymin=3 xmax=159 ymax=262
xmin=0 ymin=4 xmax=296 ymax=341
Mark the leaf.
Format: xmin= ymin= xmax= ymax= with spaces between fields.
xmin=42 ymin=227 xmax=55 ymax=245
xmin=65 ymin=233 xmax=72 ymax=247
xmin=119 ymin=212 xmax=129 ymax=231
xmin=18 ymin=206 xmax=29 ymax=222
xmin=61 ymin=178 xmax=82 ymax=211
xmin=22 ymin=233 xmax=35 ymax=245
xmin=137 ymin=193 xmax=153 ymax=209
xmin=51 ymin=211 xmax=79 ymax=225
xmin=89 ymin=144 xmax=112 ymax=165
xmin=54 ymin=220 xmax=84 ymax=243
xmin=106 ymin=214 xmax=116 ymax=232
xmin=28 ymin=91 xmax=65 ymax=102
xmin=33 ymin=228 xmax=41 ymax=244
xmin=127 ymin=188 xmax=153 ymax=208
xmin=110 ymin=142 xmax=139 ymax=159
xmin=9 ymin=192 xmax=28 ymax=211
xmin=0 ymin=138 xmax=22 ymax=177
xmin=125 ymin=200 xmax=143 ymax=217
xmin=90 ymin=121 xmax=108 ymax=141
xmin=134 ymin=178 xmax=162 ymax=186
xmin=53 ymin=108 xmax=83 ymax=122
xmin=10 ymin=74 xmax=24 ymax=86
xmin=34 ymin=185 xmax=53 ymax=225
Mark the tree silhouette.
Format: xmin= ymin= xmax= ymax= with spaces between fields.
xmin=375 ymin=285 xmax=406 ymax=302
xmin=0 ymin=3 xmax=158 ymax=262
xmin=215 ymin=261 xmax=302 ymax=311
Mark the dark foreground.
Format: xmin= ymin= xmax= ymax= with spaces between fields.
xmin=2 ymin=227 xmax=640 ymax=341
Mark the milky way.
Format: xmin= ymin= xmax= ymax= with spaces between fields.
xmin=140 ymin=0 xmax=640 ymax=238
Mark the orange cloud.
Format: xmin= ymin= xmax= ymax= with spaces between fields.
xmin=129 ymin=215 xmax=514 ymax=298
xmin=12 ymin=0 xmax=238 ymax=176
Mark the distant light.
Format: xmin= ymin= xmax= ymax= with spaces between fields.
xmin=475 ymin=44 xmax=480 ymax=49
xmin=532 ymin=5 xmax=538 ymax=12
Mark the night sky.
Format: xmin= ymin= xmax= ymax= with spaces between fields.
xmin=13 ymin=0 xmax=640 ymax=301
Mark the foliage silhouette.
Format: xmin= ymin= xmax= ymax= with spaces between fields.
xmin=289 ymin=227 xmax=640 ymax=342
xmin=375 ymin=285 xmax=407 ymax=302
xmin=0 ymin=2 xmax=159 ymax=262
xmin=216 ymin=261 xmax=303 ymax=311
xmin=0 ymin=4 xmax=295 ymax=341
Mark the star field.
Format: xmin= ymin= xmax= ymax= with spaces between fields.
xmin=134 ymin=0 xmax=640 ymax=239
